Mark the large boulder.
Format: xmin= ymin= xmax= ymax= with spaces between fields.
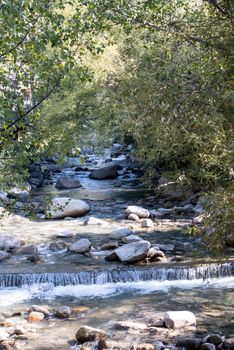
xmin=164 ymin=311 xmax=196 ymax=329
xmin=69 ymin=238 xmax=91 ymax=253
xmin=125 ymin=206 xmax=150 ymax=218
xmin=89 ymin=164 xmax=120 ymax=180
xmin=114 ymin=240 xmax=151 ymax=263
xmin=76 ymin=326 xmax=106 ymax=343
xmin=55 ymin=176 xmax=82 ymax=189
xmin=46 ymin=197 xmax=90 ymax=219
xmin=0 ymin=235 xmax=22 ymax=251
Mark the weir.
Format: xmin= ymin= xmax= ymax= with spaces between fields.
xmin=0 ymin=262 xmax=233 ymax=288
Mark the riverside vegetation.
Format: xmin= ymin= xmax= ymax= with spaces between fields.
xmin=0 ymin=1 xmax=234 ymax=350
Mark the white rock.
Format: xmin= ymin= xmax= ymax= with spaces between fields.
xmin=83 ymin=217 xmax=106 ymax=226
xmin=69 ymin=238 xmax=91 ymax=253
xmin=46 ymin=197 xmax=90 ymax=219
xmin=114 ymin=240 xmax=151 ymax=263
xmin=56 ymin=230 xmax=75 ymax=238
xmin=164 ymin=311 xmax=196 ymax=329
xmin=110 ymin=227 xmax=132 ymax=239
xmin=125 ymin=205 xmax=150 ymax=218
xmin=128 ymin=213 xmax=140 ymax=221
xmin=141 ymin=219 xmax=154 ymax=228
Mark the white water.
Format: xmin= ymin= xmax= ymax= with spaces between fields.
xmin=1 ymin=276 xmax=234 ymax=308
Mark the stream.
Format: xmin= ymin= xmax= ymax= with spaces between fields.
xmin=0 ymin=150 xmax=233 ymax=350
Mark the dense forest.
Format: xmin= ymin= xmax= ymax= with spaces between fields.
xmin=0 ymin=0 xmax=234 ymax=248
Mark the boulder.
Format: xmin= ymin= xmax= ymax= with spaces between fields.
xmin=0 ymin=235 xmax=22 ymax=251
xmin=89 ymin=165 xmax=120 ymax=180
xmin=223 ymin=338 xmax=234 ymax=349
xmin=69 ymin=238 xmax=91 ymax=253
xmin=0 ymin=251 xmax=10 ymax=262
xmin=141 ymin=219 xmax=154 ymax=228
xmin=76 ymin=326 xmax=106 ymax=343
xmin=110 ymin=227 xmax=132 ymax=240
xmin=128 ymin=213 xmax=140 ymax=221
xmin=164 ymin=311 xmax=196 ymax=329
xmin=46 ymin=197 xmax=90 ymax=219
xmin=176 ymin=338 xmax=202 ymax=350
xmin=55 ymin=176 xmax=82 ymax=189
xmin=122 ymin=235 xmax=142 ymax=243
xmin=114 ymin=240 xmax=151 ymax=263
xmin=125 ymin=206 xmax=150 ymax=218
xmin=29 ymin=305 xmax=49 ymax=317
xmin=28 ymin=311 xmax=45 ymax=322
xmin=56 ymin=306 xmax=72 ymax=318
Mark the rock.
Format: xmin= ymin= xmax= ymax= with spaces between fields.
xmin=83 ymin=217 xmax=106 ymax=226
xmin=28 ymin=311 xmax=45 ymax=322
xmin=105 ymin=251 xmax=119 ymax=261
xmin=141 ymin=219 xmax=154 ymax=228
xmin=69 ymin=238 xmax=91 ymax=253
xmin=147 ymin=248 xmax=165 ymax=261
xmin=100 ymin=242 xmax=119 ymax=251
xmin=223 ymin=338 xmax=234 ymax=349
xmin=29 ymin=305 xmax=49 ymax=316
xmin=3 ymin=319 xmax=15 ymax=328
xmin=49 ymin=241 xmax=68 ymax=251
xmin=110 ymin=227 xmax=132 ymax=240
xmin=171 ymin=256 xmax=184 ymax=262
xmin=154 ymin=340 xmax=164 ymax=350
xmin=26 ymin=255 xmax=43 ymax=263
xmin=200 ymin=344 xmax=216 ymax=350
xmin=125 ymin=206 xmax=150 ymax=218
xmin=56 ymin=306 xmax=72 ymax=318
xmin=164 ymin=311 xmax=196 ymax=329
xmin=98 ymin=339 xmax=125 ymax=350
xmin=131 ymin=344 xmax=154 ymax=350
xmin=89 ymin=164 xmax=120 ymax=180
xmin=76 ymin=326 xmax=106 ymax=343
xmin=0 ymin=235 xmax=22 ymax=251
xmin=176 ymin=338 xmax=202 ymax=350
xmin=0 ymin=329 xmax=9 ymax=341
xmin=209 ymin=334 xmax=224 ymax=345
xmin=128 ymin=214 xmax=140 ymax=221
xmin=156 ymin=244 xmax=175 ymax=252
xmin=122 ymin=234 xmax=142 ymax=243
xmin=115 ymin=321 xmax=148 ymax=331
xmin=56 ymin=230 xmax=75 ymax=238
xmin=114 ymin=240 xmax=151 ymax=263
xmin=55 ymin=176 xmax=82 ymax=189
xmin=0 ymin=251 xmax=10 ymax=262
xmin=46 ymin=197 xmax=90 ymax=219
xmin=148 ymin=319 xmax=165 ymax=327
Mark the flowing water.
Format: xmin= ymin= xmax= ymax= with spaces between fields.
xmin=0 ymin=154 xmax=233 ymax=349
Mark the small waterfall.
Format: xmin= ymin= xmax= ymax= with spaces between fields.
xmin=0 ymin=263 xmax=233 ymax=288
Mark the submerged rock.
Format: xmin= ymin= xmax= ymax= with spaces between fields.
xmin=46 ymin=197 xmax=90 ymax=219
xmin=76 ymin=326 xmax=106 ymax=343
xmin=114 ymin=240 xmax=151 ymax=263
xmin=89 ymin=164 xmax=120 ymax=180
xmin=69 ymin=238 xmax=91 ymax=254
xmin=55 ymin=176 xmax=82 ymax=189
xmin=125 ymin=206 xmax=150 ymax=218
xmin=164 ymin=311 xmax=196 ymax=329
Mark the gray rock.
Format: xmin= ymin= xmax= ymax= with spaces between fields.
xmin=141 ymin=219 xmax=154 ymax=228
xmin=83 ymin=217 xmax=106 ymax=226
xmin=122 ymin=234 xmax=142 ymax=243
xmin=56 ymin=230 xmax=75 ymax=238
xmin=200 ymin=344 xmax=216 ymax=350
xmin=0 ymin=250 xmax=10 ymax=262
xmin=164 ymin=311 xmax=196 ymax=329
xmin=76 ymin=326 xmax=106 ymax=343
xmin=55 ymin=176 xmax=82 ymax=189
xmin=89 ymin=164 xmax=120 ymax=180
xmin=100 ymin=242 xmax=119 ymax=251
xmin=0 ymin=235 xmax=22 ymax=251
xmin=46 ymin=197 xmax=90 ymax=219
xmin=176 ymin=338 xmax=202 ymax=350
xmin=56 ymin=306 xmax=72 ymax=318
xmin=110 ymin=227 xmax=132 ymax=240
xmin=114 ymin=240 xmax=151 ymax=263
xmin=69 ymin=238 xmax=91 ymax=253
xmin=147 ymin=248 xmax=165 ymax=261
xmin=125 ymin=205 xmax=150 ymax=218
xmin=223 ymin=338 xmax=234 ymax=349
xmin=209 ymin=334 xmax=224 ymax=345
